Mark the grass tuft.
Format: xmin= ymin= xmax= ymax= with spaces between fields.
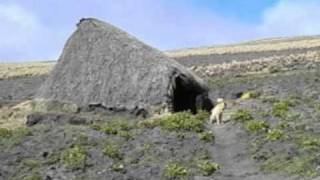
xmin=244 ymin=120 xmax=269 ymax=133
xmin=163 ymin=162 xmax=188 ymax=179
xmin=231 ymin=109 xmax=254 ymax=122
xmin=266 ymin=129 xmax=284 ymax=141
xmin=103 ymin=144 xmax=122 ymax=160
xmin=199 ymin=131 xmax=215 ymax=142
xmin=61 ymin=145 xmax=87 ymax=169
xmin=197 ymin=160 xmax=219 ymax=176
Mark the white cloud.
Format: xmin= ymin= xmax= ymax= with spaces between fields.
xmin=1 ymin=0 xmax=320 ymax=61
xmin=0 ymin=3 xmax=68 ymax=61
xmin=257 ymin=0 xmax=320 ymax=37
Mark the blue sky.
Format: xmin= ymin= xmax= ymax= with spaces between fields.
xmin=0 ymin=0 xmax=320 ymax=61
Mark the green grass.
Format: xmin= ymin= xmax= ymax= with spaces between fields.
xmin=0 ymin=128 xmax=12 ymax=138
xmin=103 ymin=144 xmax=122 ymax=160
xmin=266 ymin=129 xmax=284 ymax=141
xmin=272 ymin=100 xmax=293 ymax=119
xmin=61 ymin=145 xmax=87 ymax=169
xmin=0 ymin=127 xmax=32 ymax=148
xmin=296 ymin=135 xmax=320 ymax=150
xmin=91 ymin=118 xmax=134 ymax=140
xmin=163 ymin=162 xmax=189 ymax=179
xmin=231 ymin=109 xmax=254 ymax=122
xmin=144 ymin=111 xmax=209 ymax=132
xmin=197 ymin=160 xmax=219 ymax=176
xmin=244 ymin=120 xmax=269 ymax=133
xmin=199 ymin=131 xmax=215 ymax=142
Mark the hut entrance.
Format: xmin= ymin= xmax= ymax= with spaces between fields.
xmin=172 ymin=76 xmax=197 ymax=113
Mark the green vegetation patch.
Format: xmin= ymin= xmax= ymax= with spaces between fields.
xmin=272 ymin=100 xmax=293 ymax=119
xmin=296 ymin=135 xmax=320 ymax=150
xmin=159 ymin=111 xmax=208 ymax=132
xmin=103 ymin=144 xmax=122 ymax=160
xmin=198 ymin=131 xmax=215 ymax=142
xmin=61 ymin=145 xmax=87 ymax=169
xmin=91 ymin=118 xmax=134 ymax=140
xmin=0 ymin=128 xmax=12 ymax=138
xmin=0 ymin=127 xmax=32 ymax=148
xmin=231 ymin=109 xmax=254 ymax=122
xmin=266 ymin=129 xmax=284 ymax=141
xmin=141 ymin=111 xmax=209 ymax=132
xmin=163 ymin=162 xmax=189 ymax=179
xmin=244 ymin=120 xmax=269 ymax=133
xmin=197 ymin=160 xmax=219 ymax=176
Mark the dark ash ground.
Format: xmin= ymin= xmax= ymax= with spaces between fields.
xmin=1 ymin=68 xmax=320 ymax=180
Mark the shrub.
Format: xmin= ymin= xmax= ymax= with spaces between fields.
xmin=199 ymin=131 xmax=215 ymax=142
xmin=103 ymin=144 xmax=122 ymax=160
xmin=272 ymin=100 xmax=292 ymax=118
xmin=163 ymin=162 xmax=188 ymax=179
xmin=159 ymin=111 xmax=207 ymax=132
xmin=231 ymin=109 xmax=253 ymax=122
xmin=244 ymin=120 xmax=269 ymax=133
xmin=266 ymin=129 xmax=284 ymax=141
xmin=61 ymin=145 xmax=87 ymax=169
xmin=197 ymin=160 xmax=219 ymax=175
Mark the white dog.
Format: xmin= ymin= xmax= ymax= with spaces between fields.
xmin=209 ymin=98 xmax=226 ymax=125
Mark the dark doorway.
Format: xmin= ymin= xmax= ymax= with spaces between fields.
xmin=172 ymin=76 xmax=197 ymax=113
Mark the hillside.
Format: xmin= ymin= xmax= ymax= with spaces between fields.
xmin=1 ymin=35 xmax=320 ymax=180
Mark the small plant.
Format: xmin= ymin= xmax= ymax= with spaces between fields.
xmin=102 ymin=124 xmax=118 ymax=135
xmin=231 ymin=109 xmax=253 ymax=122
xmin=0 ymin=128 xmax=12 ymax=138
xmin=137 ymin=118 xmax=160 ymax=129
xmin=163 ymin=162 xmax=188 ymax=179
xmin=92 ymin=118 xmax=134 ymax=139
xmin=266 ymin=129 xmax=284 ymax=141
xmin=117 ymin=131 xmax=133 ymax=140
xmin=61 ymin=145 xmax=87 ymax=169
xmin=199 ymin=131 xmax=215 ymax=142
xmin=103 ymin=144 xmax=122 ymax=160
xmin=244 ymin=120 xmax=269 ymax=133
xmin=272 ymin=100 xmax=292 ymax=119
xmin=296 ymin=135 xmax=320 ymax=150
xmin=197 ymin=160 xmax=219 ymax=175
xmin=159 ymin=111 xmax=207 ymax=132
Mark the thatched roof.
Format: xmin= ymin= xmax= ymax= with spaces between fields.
xmin=38 ymin=18 xmax=212 ymax=115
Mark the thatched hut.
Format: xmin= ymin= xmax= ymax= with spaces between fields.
xmin=38 ymin=18 xmax=212 ymax=115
